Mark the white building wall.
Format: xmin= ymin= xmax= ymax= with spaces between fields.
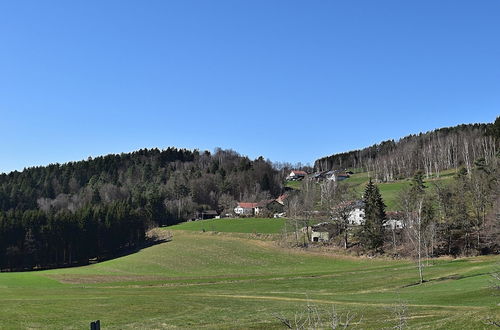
xmin=311 ymin=231 xmax=330 ymax=242
xmin=348 ymin=208 xmax=365 ymax=225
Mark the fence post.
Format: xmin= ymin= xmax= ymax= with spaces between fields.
xmin=90 ymin=320 xmax=100 ymax=330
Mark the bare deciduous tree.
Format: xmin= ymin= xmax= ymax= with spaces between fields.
xmin=273 ymin=302 xmax=361 ymax=329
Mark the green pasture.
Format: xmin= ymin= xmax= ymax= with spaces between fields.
xmin=346 ymin=171 xmax=455 ymax=211
xmin=0 ymin=231 xmax=498 ymax=329
xmin=285 ymin=180 xmax=302 ymax=190
xmin=167 ymin=217 xmax=286 ymax=234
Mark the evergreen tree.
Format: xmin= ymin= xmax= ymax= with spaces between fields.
xmin=360 ymin=179 xmax=386 ymax=251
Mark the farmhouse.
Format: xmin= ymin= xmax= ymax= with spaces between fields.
xmin=326 ymin=171 xmax=350 ymax=182
xmin=286 ymin=170 xmax=307 ymax=181
xmin=234 ymin=202 xmax=260 ymax=216
xmin=384 ymin=211 xmax=405 ymax=229
xmin=310 ymin=170 xmax=350 ymax=182
xmin=331 ymin=200 xmax=365 ymax=225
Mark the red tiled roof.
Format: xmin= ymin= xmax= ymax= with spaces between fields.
xmin=291 ymin=170 xmax=307 ymax=175
xmin=237 ymin=202 xmax=259 ymax=209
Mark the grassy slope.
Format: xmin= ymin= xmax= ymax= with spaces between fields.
xmin=0 ymin=231 xmax=498 ymax=329
xmin=286 ymin=170 xmax=455 ymax=210
xmin=347 ymin=171 xmax=455 ymax=211
xmin=285 ymin=180 xmax=302 ymax=190
xmin=167 ymin=217 xmax=286 ymax=234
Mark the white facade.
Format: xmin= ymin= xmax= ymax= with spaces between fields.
xmin=348 ymin=207 xmax=365 ymax=225
xmin=311 ymin=231 xmax=330 ymax=242
xmin=287 ymin=170 xmax=306 ymax=180
xmin=234 ymin=206 xmax=252 ymax=215
xmin=384 ymin=219 xmax=404 ymax=229
xmin=234 ymin=204 xmax=260 ymax=216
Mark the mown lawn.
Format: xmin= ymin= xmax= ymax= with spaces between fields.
xmin=0 ymin=231 xmax=498 ymax=329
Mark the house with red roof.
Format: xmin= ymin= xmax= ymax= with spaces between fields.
xmin=234 ymin=202 xmax=260 ymax=216
xmin=286 ymin=170 xmax=307 ymax=181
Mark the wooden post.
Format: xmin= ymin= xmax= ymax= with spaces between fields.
xmin=90 ymin=320 xmax=100 ymax=330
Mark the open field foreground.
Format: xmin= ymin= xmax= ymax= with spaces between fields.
xmin=0 ymin=231 xmax=498 ymax=329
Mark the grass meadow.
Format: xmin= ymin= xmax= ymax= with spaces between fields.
xmin=167 ymin=217 xmax=286 ymax=234
xmin=0 ymin=226 xmax=498 ymax=329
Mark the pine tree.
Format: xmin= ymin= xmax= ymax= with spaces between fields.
xmin=360 ymin=179 xmax=386 ymax=251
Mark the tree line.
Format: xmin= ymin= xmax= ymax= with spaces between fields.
xmin=0 ymin=147 xmax=283 ymax=270
xmin=314 ymin=120 xmax=498 ymax=182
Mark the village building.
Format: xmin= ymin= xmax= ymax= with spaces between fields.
xmin=286 ymin=170 xmax=307 ymax=181
xmin=310 ymin=170 xmax=350 ymax=182
xmin=331 ymin=200 xmax=365 ymax=225
xmin=310 ymin=222 xmax=336 ymax=242
xmin=194 ymin=210 xmax=219 ymax=220
xmin=384 ymin=211 xmax=405 ymax=229
xmin=326 ymin=171 xmax=350 ymax=182
xmin=234 ymin=194 xmax=287 ymax=217
xmin=234 ymin=202 xmax=260 ymax=216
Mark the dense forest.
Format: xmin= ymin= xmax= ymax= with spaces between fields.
xmin=314 ymin=122 xmax=498 ymax=182
xmin=0 ymin=148 xmax=282 ymax=270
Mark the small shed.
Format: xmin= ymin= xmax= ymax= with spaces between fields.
xmin=310 ymin=222 xmax=336 ymax=243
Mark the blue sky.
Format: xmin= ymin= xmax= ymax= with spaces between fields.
xmin=1 ymin=1 xmax=498 ymax=173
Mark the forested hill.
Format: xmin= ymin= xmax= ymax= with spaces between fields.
xmin=0 ymin=148 xmax=282 ymax=218
xmin=0 ymin=148 xmax=282 ymax=270
xmin=315 ymin=119 xmax=499 ymax=181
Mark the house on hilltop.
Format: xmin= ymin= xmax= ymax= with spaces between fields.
xmin=234 ymin=202 xmax=260 ymax=216
xmin=326 ymin=171 xmax=350 ymax=182
xmin=234 ymin=194 xmax=287 ymax=217
xmin=286 ymin=170 xmax=307 ymax=181
xmin=310 ymin=170 xmax=350 ymax=182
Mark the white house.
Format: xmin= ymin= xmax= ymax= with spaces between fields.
xmin=286 ymin=170 xmax=307 ymax=181
xmin=234 ymin=202 xmax=260 ymax=216
xmin=326 ymin=171 xmax=350 ymax=182
xmin=348 ymin=206 xmax=365 ymax=225
xmin=384 ymin=211 xmax=405 ymax=229
xmin=332 ymin=200 xmax=365 ymax=225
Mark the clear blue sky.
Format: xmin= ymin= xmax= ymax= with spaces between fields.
xmin=1 ymin=1 xmax=498 ymax=173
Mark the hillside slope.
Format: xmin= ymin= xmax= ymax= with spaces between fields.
xmin=0 ymin=232 xmax=497 ymax=329
xmin=315 ymin=121 xmax=497 ymax=182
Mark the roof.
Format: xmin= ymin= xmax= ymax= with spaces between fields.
xmin=256 ymin=199 xmax=275 ymax=207
xmin=276 ymin=194 xmax=288 ymax=204
xmin=236 ymin=202 xmax=259 ymax=209
xmin=386 ymin=211 xmax=405 ymax=220
xmin=291 ymin=170 xmax=307 ymax=176
xmin=331 ymin=200 xmax=364 ymax=211
xmin=201 ymin=210 xmax=219 ymax=215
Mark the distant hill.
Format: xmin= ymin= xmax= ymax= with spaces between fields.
xmin=0 ymin=147 xmax=282 ymax=271
xmin=315 ymin=119 xmax=499 ymax=182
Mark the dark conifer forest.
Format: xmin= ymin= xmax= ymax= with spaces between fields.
xmin=0 ymin=148 xmax=282 ymax=270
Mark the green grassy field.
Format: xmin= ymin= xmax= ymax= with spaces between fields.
xmin=167 ymin=217 xmax=286 ymax=234
xmin=0 ymin=229 xmax=498 ymax=329
xmin=346 ymin=171 xmax=455 ymax=211
xmin=285 ymin=180 xmax=302 ymax=190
